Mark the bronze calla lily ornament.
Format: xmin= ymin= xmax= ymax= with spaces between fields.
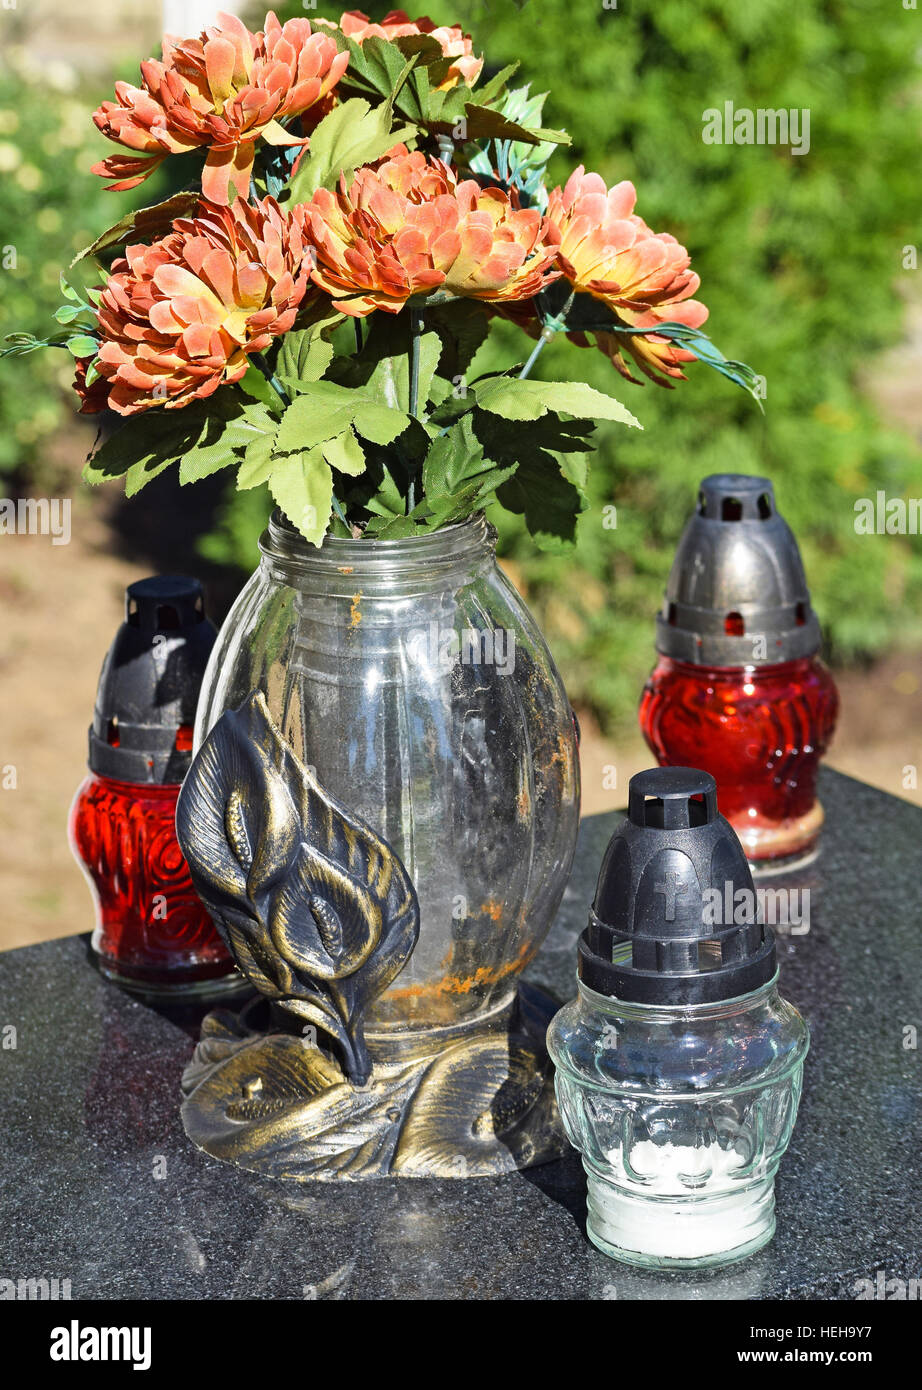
xmin=176 ymin=691 xmax=419 ymax=1085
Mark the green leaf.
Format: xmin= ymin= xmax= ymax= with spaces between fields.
xmin=54 ymin=304 xmax=81 ymax=324
xmin=268 ymin=446 xmax=334 ymax=546
xmin=539 ymin=285 xmax=762 ymax=404
xmin=474 ymin=377 xmax=642 ymax=428
xmin=71 ymin=191 xmax=200 ymax=266
xmin=84 ymin=408 xmax=207 ymax=491
xmin=495 ymin=457 xmax=586 ymax=551
xmin=352 ymin=398 xmax=413 ymax=446
xmin=461 ymin=102 xmax=570 ymax=147
xmin=328 ymin=314 xmax=443 ymax=417
xmin=426 ymin=299 xmax=491 ymax=384
xmin=65 ymin=335 xmax=99 ymax=359
xmin=321 ymin=429 xmax=366 ymax=477
xmin=274 ymin=379 xmax=411 ymax=454
xmin=365 ymin=512 xmax=422 ymax=539
xmin=329 ymin=313 xmax=406 ymax=407
xmin=337 ymin=37 xmax=428 ymax=120
xmin=83 ymin=387 xmax=254 ymax=495
xmin=275 ymin=385 xmax=354 ymax=451
xmin=647 ymin=320 xmax=766 ymax=405
xmin=372 ymin=328 xmax=441 ymax=414
xmin=392 ymin=33 xmax=449 ymax=68
xmin=276 ymin=328 xmax=335 ymax=384
xmin=239 ymin=364 xmax=279 ymax=407
xmin=287 ymin=98 xmax=417 ymax=203
xmin=556 ymin=447 xmax=591 ymax=495
xmin=467 ymin=407 xmax=595 ymax=551
xmin=179 ymin=401 xmax=275 ymax=485
xmin=364 ymin=464 xmax=407 ymax=520
xmin=234 ymin=401 xmax=283 ymax=490
xmin=125 ymin=455 xmax=175 ymax=498
xmin=0 ymin=333 xmax=41 ymax=357
xmin=422 ymin=415 xmax=484 ymax=497
xmin=237 ymin=430 xmax=275 ymax=490
xmin=59 ymin=273 xmax=80 ymax=303
xmin=472 ymin=63 xmax=520 ymax=107
xmin=4 ymin=325 xmax=103 ymax=359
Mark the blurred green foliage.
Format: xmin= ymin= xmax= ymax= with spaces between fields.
xmin=0 ymin=47 xmax=115 ymax=482
xmin=468 ymin=0 xmax=922 ymax=728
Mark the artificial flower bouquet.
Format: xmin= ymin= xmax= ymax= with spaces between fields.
xmin=4 ymin=9 xmax=757 ymax=548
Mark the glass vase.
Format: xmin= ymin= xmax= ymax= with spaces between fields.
xmin=195 ymin=509 xmax=581 ymax=1034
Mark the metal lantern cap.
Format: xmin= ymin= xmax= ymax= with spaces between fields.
xmin=578 ymin=767 xmax=777 ymax=1006
xmin=655 ymin=473 xmax=822 ymax=666
xmin=87 ymin=575 xmax=218 ymax=784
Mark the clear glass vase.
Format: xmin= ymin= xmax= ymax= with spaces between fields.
xmin=196 ymin=509 xmax=581 ymax=1034
xmin=547 ymin=977 xmax=809 ymax=1268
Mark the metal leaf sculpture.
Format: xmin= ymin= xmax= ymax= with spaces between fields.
xmin=176 ymin=692 xmax=419 ymax=1085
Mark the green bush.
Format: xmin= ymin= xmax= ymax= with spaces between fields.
xmin=0 ymin=47 xmax=116 ymax=482
xmin=464 ymin=0 xmax=922 ymax=728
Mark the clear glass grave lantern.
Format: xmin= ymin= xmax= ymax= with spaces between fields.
xmin=547 ymin=768 xmax=809 ymax=1269
xmin=639 ymin=474 xmax=839 ymax=867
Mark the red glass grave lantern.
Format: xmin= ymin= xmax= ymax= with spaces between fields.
xmin=639 ymin=475 xmax=839 ymax=866
xmin=69 ymin=576 xmax=241 ymax=996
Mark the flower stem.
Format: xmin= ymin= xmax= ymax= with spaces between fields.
xmin=252 ymin=352 xmax=291 ymax=408
xmin=518 ymin=331 xmax=552 ymax=381
xmin=518 ymin=290 xmax=576 ymax=381
xmin=408 ymin=305 xmax=424 ymax=417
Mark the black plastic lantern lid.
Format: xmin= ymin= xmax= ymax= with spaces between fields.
xmin=87 ymin=576 xmax=217 ymax=784
xmin=579 ymin=767 xmax=777 ymax=1005
xmin=655 ymin=473 xmax=822 ymax=666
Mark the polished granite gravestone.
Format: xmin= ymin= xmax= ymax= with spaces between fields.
xmin=1 ymin=768 xmax=920 ymax=1301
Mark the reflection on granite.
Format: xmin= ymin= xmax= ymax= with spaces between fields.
xmin=1 ymin=769 xmax=920 ymax=1300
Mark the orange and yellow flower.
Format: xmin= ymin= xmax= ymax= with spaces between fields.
xmin=86 ymin=197 xmax=309 ymax=415
xmin=91 ymin=10 xmax=349 ymax=204
xmin=295 ymin=145 xmax=559 ymax=317
xmin=546 ymin=167 xmax=708 ymax=383
xmin=321 ymin=10 xmax=482 ymax=89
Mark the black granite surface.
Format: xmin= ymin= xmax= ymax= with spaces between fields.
xmin=1 ymin=768 xmax=920 ymax=1300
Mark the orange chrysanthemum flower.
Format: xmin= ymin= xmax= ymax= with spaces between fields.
xmin=89 ymin=197 xmax=309 ymax=415
xmin=294 ymin=146 xmax=559 ymax=317
xmin=91 ymin=10 xmax=349 ymax=205
xmin=73 ymin=356 xmax=110 ymax=415
xmin=321 ymin=10 xmax=482 ymax=90
xmin=546 ymin=167 xmax=709 ymax=383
